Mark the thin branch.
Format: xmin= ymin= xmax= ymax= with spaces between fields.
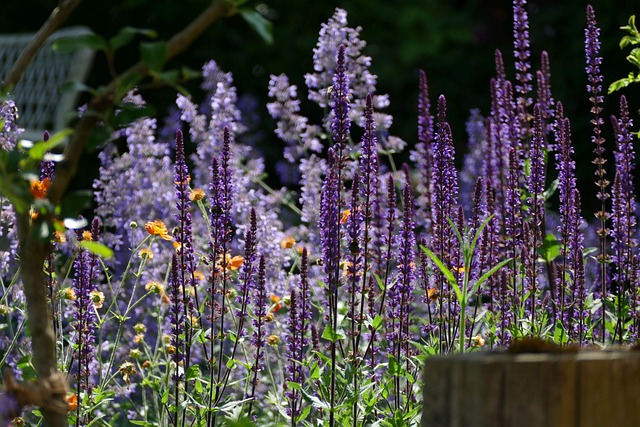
xmin=2 ymin=0 xmax=84 ymax=91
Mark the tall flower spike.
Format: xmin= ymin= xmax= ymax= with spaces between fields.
xmin=585 ymin=4 xmax=609 ymax=340
xmin=610 ymin=95 xmax=637 ymax=342
xmin=537 ymin=51 xmax=555 ymax=139
xmin=332 ymin=44 xmax=351 ymax=151
xmin=513 ymin=0 xmax=533 ymax=107
xmin=414 ymin=70 xmax=434 ymax=230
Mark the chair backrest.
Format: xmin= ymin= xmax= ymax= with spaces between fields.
xmin=0 ymin=26 xmax=95 ymax=141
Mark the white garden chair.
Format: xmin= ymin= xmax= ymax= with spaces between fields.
xmin=0 ymin=26 xmax=95 ymax=141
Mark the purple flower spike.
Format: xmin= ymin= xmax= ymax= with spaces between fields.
xmin=512 ymin=0 xmax=532 ymax=107
xmin=332 ymin=44 xmax=351 ymax=151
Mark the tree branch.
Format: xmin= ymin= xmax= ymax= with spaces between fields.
xmin=47 ymin=0 xmax=234 ymax=205
xmin=14 ymin=2 xmax=234 ymax=426
xmin=2 ymin=0 xmax=84 ymax=91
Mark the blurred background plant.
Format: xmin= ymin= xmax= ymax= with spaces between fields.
xmin=0 ymin=0 xmax=636 ymax=215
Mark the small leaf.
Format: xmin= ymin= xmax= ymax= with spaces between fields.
xmin=421 ymin=246 xmax=461 ymax=301
xmin=140 ymin=41 xmax=167 ymax=73
xmin=541 ymin=233 xmax=560 ymax=262
xmin=469 ymin=258 xmax=512 ymax=296
xmin=78 ymin=241 xmax=114 ymax=259
xmin=59 ymin=190 xmax=93 ymax=220
xmin=321 ymin=325 xmax=344 ymax=343
xmin=52 ymin=33 xmax=108 ymax=52
xmin=109 ymin=26 xmax=158 ymax=51
xmin=28 ymin=128 xmax=73 ymax=160
xmin=240 ymin=9 xmax=273 ymax=45
xmin=371 ymin=314 xmax=383 ymax=330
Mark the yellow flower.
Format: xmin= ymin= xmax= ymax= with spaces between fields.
xmin=267 ymin=334 xmax=280 ymax=346
xmin=62 ymin=288 xmax=76 ymax=301
xmin=145 ymin=220 xmax=173 ymax=240
xmin=90 ymin=290 xmax=105 ymax=309
xmin=190 ymin=188 xmax=205 ymax=201
xmin=472 ymin=334 xmax=486 ymax=347
xmin=145 ymin=281 xmax=164 ymax=294
xmin=30 ymin=177 xmax=50 ymax=199
xmin=134 ymin=323 xmax=147 ymax=334
xmin=138 ymin=248 xmax=153 ymax=259
xmin=280 ymin=237 xmax=295 ymax=249
xmin=54 ymin=230 xmax=67 ymax=243
xmin=82 ymin=230 xmax=92 ymax=241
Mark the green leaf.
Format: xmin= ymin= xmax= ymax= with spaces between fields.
xmin=185 ymin=364 xmax=201 ymax=380
xmin=240 ymin=9 xmax=273 ymax=45
xmin=540 ymin=233 xmax=560 ymax=262
xmin=28 ymin=128 xmax=73 ymax=160
xmin=112 ymin=103 xmax=155 ymax=128
xmin=421 ymin=246 xmax=460 ymax=301
xmin=309 ymin=361 xmax=320 ymax=380
xmin=60 ymin=80 xmax=97 ymax=96
xmin=52 ymin=33 xmax=108 ymax=52
xmin=86 ymin=123 xmax=112 ymax=151
xmin=469 ymin=258 xmax=512 ymax=296
xmin=140 ymin=41 xmax=167 ymax=72
xmin=109 ymin=26 xmax=158 ymax=51
xmin=321 ymin=324 xmax=344 ymax=343
xmin=78 ymin=241 xmax=114 ymax=259
xmin=371 ymin=314 xmax=383 ymax=330
xmin=300 ymin=387 xmax=330 ymax=409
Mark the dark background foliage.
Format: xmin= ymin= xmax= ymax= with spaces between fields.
xmin=1 ymin=0 xmax=637 ymax=214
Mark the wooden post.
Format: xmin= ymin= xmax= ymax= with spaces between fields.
xmin=423 ymin=350 xmax=640 ymax=427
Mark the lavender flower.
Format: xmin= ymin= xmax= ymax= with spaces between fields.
xmin=168 ymin=253 xmax=185 ymax=378
xmin=512 ymin=0 xmax=533 ymax=108
xmin=554 ymin=110 xmax=584 ymax=332
xmin=285 ymin=287 xmax=303 ymax=419
xmin=585 ymin=5 xmax=609 ymax=333
xmin=305 ymin=8 xmax=397 ymax=145
xmin=411 ymin=70 xmax=434 ymax=230
xmin=0 ymin=99 xmax=23 ymax=150
xmin=251 ymin=255 xmax=267 ymax=385
xmin=537 ymin=51 xmax=555 ymax=139
xmin=267 ymin=74 xmax=322 ymax=163
xmin=72 ymin=221 xmax=102 ymax=394
xmin=610 ymin=95 xmax=637 ymax=340
xmin=173 ymin=129 xmax=196 ymax=366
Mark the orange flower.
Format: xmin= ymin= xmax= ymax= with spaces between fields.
xmin=280 ymin=237 xmax=295 ymax=249
xmin=270 ymin=294 xmax=284 ymax=313
xmin=222 ymin=254 xmax=244 ymax=271
xmin=66 ymin=393 xmax=78 ymax=411
xmin=340 ymin=209 xmax=351 ymax=224
xmin=145 ymin=220 xmax=172 ymax=240
xmin=54 ymin=230 xmax=67 ymax=243
xmin=82 ymin=230 xmax=92 ymax=241
xmin=30 ymin=178 xmax=50 ymax=199
xmin=190 ymin=188 xmax=205 ymax=201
